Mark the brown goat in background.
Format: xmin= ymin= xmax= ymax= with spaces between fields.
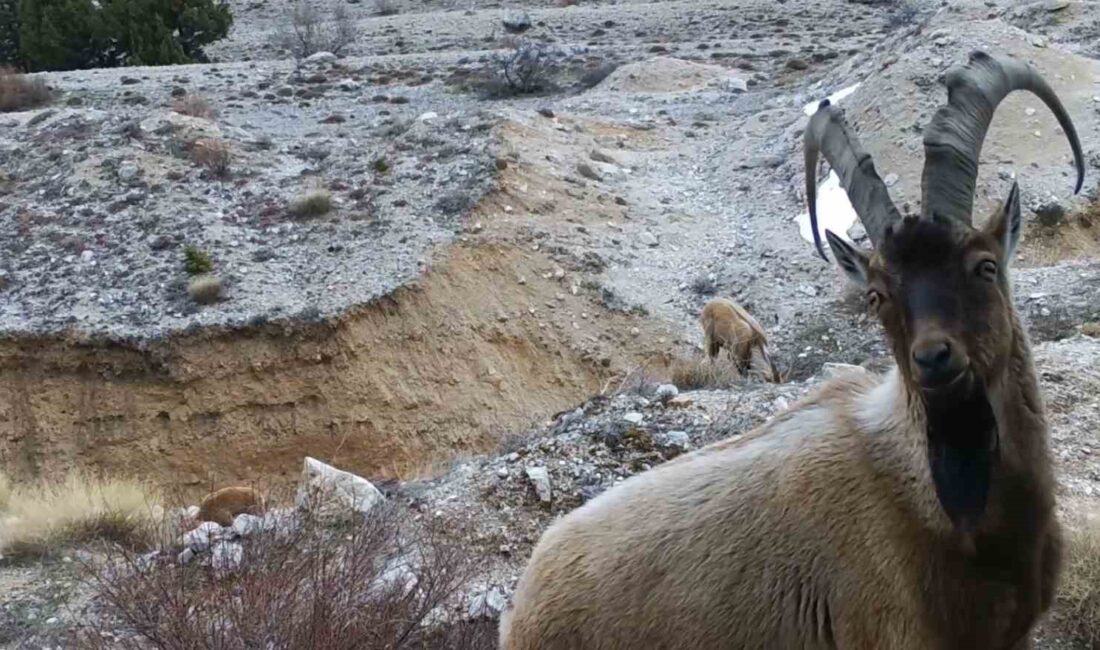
xmin=500 ymin=51 xmax=1084 ymax=649
xmin=700 ymin=297 xmax=779 ymax=382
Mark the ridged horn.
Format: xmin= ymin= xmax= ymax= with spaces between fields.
xmin=804 ymin=99 xmax=903 ymax=260
xmin=921 ymin=50 xmax=1085 ymax=225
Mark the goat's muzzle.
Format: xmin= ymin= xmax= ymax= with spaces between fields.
xmin=911 ymin=335 xmax=969 ymax=391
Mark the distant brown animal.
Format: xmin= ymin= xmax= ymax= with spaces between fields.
xmin=700 ymin=297 xmax=779 ymax=382
xmin=197 ymin=486 xmax=265 ymax=526
xmin=500 ymin=50 xmax=1084 ymax=649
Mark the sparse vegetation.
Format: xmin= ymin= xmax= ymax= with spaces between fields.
xmin=276 ymin=0 xmax=359 ymax=63
xmin=75 ymin=503 xmax=496 ymax=650
xmin=486 ymin=38 xmax=553 ymax=97
xmin=170 ymin=94 xmax=216 ymax=119
xmin=0 ymin=66 xmax=50 ymax=112
xmin=187 ymin=137 xmax=231 ymax=177
xmin=0 ymin=471 xmax=162 ymax=557
xmin=372 ymin=156 xmax=391 ymax=174
xmin=670 ymin=358 xmax=743 ymax=391
xmin=435 ymin=190 xmax=473 ymax=216
xmin=373 ymin=0 xmax=398 ymax=16
xmin=182 ymin=245 xmax=213 ymax=276
xmin=1054 ymin=514 xmax=1100 ymax=649
xmin=187 ymin=274 xmax=223 ymax=304
xmin=289 ymin=190 xmax=334 ymax=218
xmin=690 ymin=274 xmax=718 ymax=296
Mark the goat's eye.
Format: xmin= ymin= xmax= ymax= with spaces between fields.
xmin=867 ymin=290 xmax=882 ymax=311
xmin=976 ymin=259 xmax=998 ymax=282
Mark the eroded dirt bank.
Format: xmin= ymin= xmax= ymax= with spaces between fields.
xmin=0 ymin=239 xmax=677 ymax=492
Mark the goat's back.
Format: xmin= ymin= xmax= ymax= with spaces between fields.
xmin=701 ymin=298 xmax=766 ymax=349
xmin=501 ymin=374 xmax=935 ymax=649
xmin=197 ymin=486 xmax=265 ymax=526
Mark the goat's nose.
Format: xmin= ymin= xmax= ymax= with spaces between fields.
xmin=912 ymin=339 xmax=957 ymax=385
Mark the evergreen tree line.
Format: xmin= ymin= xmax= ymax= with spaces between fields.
xmin=0 ymin=0 xmax=232 ymax=72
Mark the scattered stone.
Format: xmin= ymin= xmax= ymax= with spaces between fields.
xmin=1034 ymin=200 xmax=1065 ymax=227
xmin=468 ymin=586 xmax=507 ymax=620
xmin=655 ymin=384 xmax=679 ymax=403
xmin=304 ymin=51 xmax=337 ymax=65
xmin=725 ymin=77 xmax=748 ymax=93
xmin=589 ymin=149 xmax=618 ymax=165
xmin=211 ymin=541 xmax=244 ymax=576
xmin=623 ymin=412 xmax=644 ymax=425
xmin=296 ymin=456 xmax=385 ymax=518
xmin=883 ymin=173 xmax=899 ymax=187
xmin=232 ymin=513 xmax=263 ymax=537
xmin=525 ymin=466 xmax=552 ymax=503
xmin=178 ymin=547 xmax=195 ymax=565
xmin=502 ymin=12 xmax=532 ymax=33
xmin=640 ymin=231 xmax=659 ymax=247
xmin=576 ymin=162 xmax=602 ymax=181
xmin=537 ymin=107 xmax=555 ymax=119
xmin=182 ymin=521 xmax=224 ymax=552
xmin=786 ymin=58 xmax=809 ymax=71
xmin=655 ymin=430 xmax=691 ymax=451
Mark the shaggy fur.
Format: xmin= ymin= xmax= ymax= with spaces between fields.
xmin=196 ymin=486 xmax=265 ymax=526
xmin=700 ymin=297 xmax=779 ymax=382
xmin=500 ymin=197 xmax=1059 ymax=649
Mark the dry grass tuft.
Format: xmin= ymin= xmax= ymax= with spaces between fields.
xmin=0 ymin=471 xmax=162 ymax=557
xmin=170 ymin=94 xmax=216 ymax=119
xmin=1082 ymin=322 xmax=1100 ymax=339
xmin=289 ymin=190 xmax=333 ymax=218
xmin=0 ymin=67 xmax=52 ymax=113
xmin=188 ymin=138 xmax=232 ymax=178
xmin=187 ymin=274 xmax=223 ymax=304
xmin=1055 ymin=511 xmax=1100 ymax=649
xmin=670 ymin=358 xmax=743 ymax=391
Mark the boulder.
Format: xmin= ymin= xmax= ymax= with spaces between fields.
xmin=296 ymin=457 xmax=384 ymax=519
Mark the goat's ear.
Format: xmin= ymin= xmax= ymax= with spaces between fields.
xmin=985 ymin=181 xmax=1022 ymax=265
xmin=825 ymin=229 xmax=871 ymax=287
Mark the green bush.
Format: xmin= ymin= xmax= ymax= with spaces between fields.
xmin=14 ymin=0 xmax=232 ymax=72
xmin=183 ymin=245 xmax=213 ymax=276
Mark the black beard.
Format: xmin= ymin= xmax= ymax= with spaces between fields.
xmin=923 ymin=373 xmax=999 ymax=534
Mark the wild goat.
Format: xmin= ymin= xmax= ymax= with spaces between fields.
xmin=196 ymin=486 xmax=265 ymax=526
xmin=500 ymin=50 xmax=1084 ymax=649
xmin=700 ymin=297 xmax=780 ymax=382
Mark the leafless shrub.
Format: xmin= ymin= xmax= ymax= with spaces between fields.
xmin=488 ymin=39 xmax=553 ymax=96
xmin=374 ymin=0 xmax=399 ymax=16
xmin=170 ymin=95 xmax=216 ymax=119
xmin=276 ymin=0 xmax=360 ymax=63
xmin=188 ymin=138 xmax=231 ymax=178
xmin=0 ymin=67 xmax=52 ymax=113
xmin=73 ymin=504 xmax=494 ymax=650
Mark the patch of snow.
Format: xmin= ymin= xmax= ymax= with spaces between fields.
xmin=802 ymin=83 xmax=861 ymax=116
xmin=796 ymin=171 xmax=858 ymax=248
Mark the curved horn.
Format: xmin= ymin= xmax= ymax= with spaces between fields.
xmin=804 ymin=99 xmax=903 ymax=260
xmin=921 ymin=50 xmax=1085 ymax=225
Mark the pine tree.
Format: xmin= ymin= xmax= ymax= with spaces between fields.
xmin=15 ymin=0 xmax=231 ymax=71
xmin=0 ymin=0 xmax=20 ymax=68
